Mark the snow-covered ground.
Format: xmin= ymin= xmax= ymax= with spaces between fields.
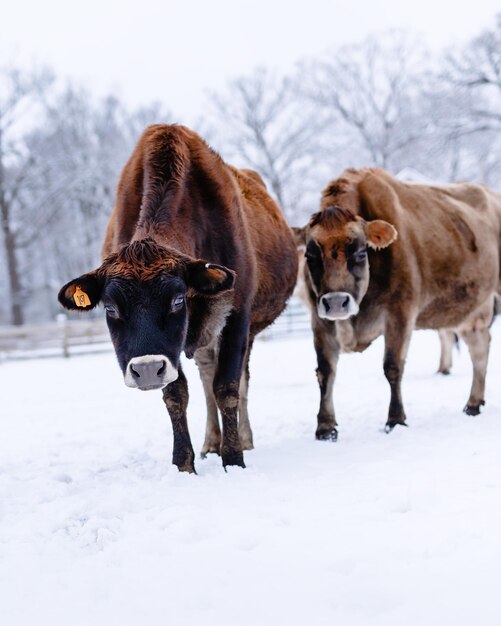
xmin=1 ymin=324 xmax=500 ymax=626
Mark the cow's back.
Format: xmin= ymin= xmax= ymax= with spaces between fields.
xmin=230 ymin=167 xmax=298 ymax=335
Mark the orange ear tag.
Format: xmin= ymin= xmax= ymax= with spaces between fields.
xmin=73 ymin=286 xmax=91 ymax=308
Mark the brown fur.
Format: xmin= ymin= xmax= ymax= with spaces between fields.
xmin=100 ymin=239 xmax=187 ymax=279
xmin=297 ymin=168 xmax=501 ymax=435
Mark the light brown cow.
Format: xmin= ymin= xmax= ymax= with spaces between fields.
xmin=294 ymin=168 xmax=501 ymax=439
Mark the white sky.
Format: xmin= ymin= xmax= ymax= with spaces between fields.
xmin=1 ymin=0 xmax=500 ymax=121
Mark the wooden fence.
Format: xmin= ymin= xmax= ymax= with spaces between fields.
xmin=260 ymin=297 xmax=311 ymax=340
xmin=0 ymin=317 xmax=110 ymax=361
xmin=0 ymin=298 xmax=312 ymax=361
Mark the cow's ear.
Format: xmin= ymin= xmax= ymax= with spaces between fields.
xmin=185 ymin=261 xmax=236 ymax=295
xmin=58 ymin=271 xmax=103 ymax=311
xmin=366 ymin=220 xmax=398 ymax=250
xmin=291 ymin=226 xmax=306 ymax=247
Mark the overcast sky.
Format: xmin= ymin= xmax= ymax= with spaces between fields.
xmin=2 ymin=0 xmax=500 ymax=121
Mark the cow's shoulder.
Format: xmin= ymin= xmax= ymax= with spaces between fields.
xmin=320 ymin=168 xmax=366 ymax=213
xmin=229 ymin=167 xmax=274 ymax=209
xmin=229 ymin=166 xmax=286 ymax=228
xmin=233 ymin=167 xmax=268 ymax=191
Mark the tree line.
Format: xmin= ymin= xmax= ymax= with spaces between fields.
xmin=1 ymin=16 xmax=500 ymax=325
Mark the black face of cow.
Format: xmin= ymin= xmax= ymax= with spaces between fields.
xmin=296 ymin=210 xmax=397 ymax=321
xmin=58 ymin=240 xmax=235 ymax=391
xmin=102 ymin=275 xmax=188 ymax=389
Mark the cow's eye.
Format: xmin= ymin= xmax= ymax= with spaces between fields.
xmin=305 ymin=249 xmax=320 ymax=263
xmin=104 ymin=304 xmax=119 ymax=319
xmin=173 ymin=294 xmax=185 ymax=309
xmin=355 ymin=249 xmax=367 ymax=262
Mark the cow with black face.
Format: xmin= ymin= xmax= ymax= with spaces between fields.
xmin=295 ymin=167 xmax=501 ymax=440
xmin=59 ymin=242 xmax=235 ymax=391
xmin=58 ymin=124 xmax=298 ymax=473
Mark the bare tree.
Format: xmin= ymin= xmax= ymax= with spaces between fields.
xmin=422 ymin=14 xmax=501 ymax=187
xmin=0 ymin=70 xmax=171 ymax=324
xmin=20 ymin=87 xmax=170 ymax=321
xmin=208 ymin=67 xmax=321 ymax=220
xmin=0 ymin=66 xmax=53 ymax=324
xmin=418 ymin=75 xmax=501 ymax=186
xmin=300 ymin=31 xmax=430 ymax=172
xmin=443 ymin=14 xmax=501 ymax=132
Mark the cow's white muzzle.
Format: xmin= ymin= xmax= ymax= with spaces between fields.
xmin=318 ymin=292 xmax=359 ymax=320
xmin=124 ymin=354 xmax=178 ymax=390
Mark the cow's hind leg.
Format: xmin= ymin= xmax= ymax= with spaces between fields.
xmin=460 ymin=327 xmax=490 ymax=416
xmin=195 ymin=346 xmax=221 ymax=458
xmin=438 ymin=329 xmax=457 ymax=375
xmin=238 ymin=337 xmax=254 ymax=451
xmin=162 ymin=367 xmax=196 ymax=473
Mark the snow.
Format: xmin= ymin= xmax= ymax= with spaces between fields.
xmin=1 ymin=323 xmax=501 ymax=625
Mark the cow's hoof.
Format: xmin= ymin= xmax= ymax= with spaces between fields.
xmin=464 ymin=400 xmax=485 ymax=416
xmin=175 ymin=461 xmax=197 ymax=474
xmin=200 ymin=446 xmax=221 ymax=459
xmin=384 ymin=421 xmax=407 ymax=434
xmin=173 ymin=450 xmax=196 ymax=473
xmin=316 ymin=428 xmax=338 ymax=442
xmin=239 ymin=435 xmax=254 ymax=451
xmin=438 ymin=369 xmax=450 ymax=376
xmin=222 ymin=450 xmax=245 ymax=469
xmin=200 ymin=437 xmax=221 ymax=459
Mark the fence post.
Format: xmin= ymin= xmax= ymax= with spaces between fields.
xmin=56 ymin=314 xmax=69 ymax=358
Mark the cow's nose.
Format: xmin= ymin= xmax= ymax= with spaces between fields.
xmin=321 ymin=295 xmax=330 ymax=313
xmin=129 ymin=359 xmax=167 ymax=389
xmin=341 ymin=295 xmax=350 ymax=309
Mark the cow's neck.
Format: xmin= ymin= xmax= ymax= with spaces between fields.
xmin=335 ymin=319 xmax=357 ymax=352
xmin=335 ymin=304 xmax=384 ymax=354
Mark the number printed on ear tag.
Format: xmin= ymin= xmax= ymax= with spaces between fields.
xmin=73 ymin=286 xmax=91 ymax=307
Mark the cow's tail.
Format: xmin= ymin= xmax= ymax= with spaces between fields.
xmin=487 ymin=293 xmax=501 ymax=329
xmin=494 ymin=293 xmax=501 ymax=318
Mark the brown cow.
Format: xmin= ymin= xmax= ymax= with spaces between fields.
xmin=294 ymin=168 xmax=501 ymax=439
xmin=58 ymin=124 xmax=298 ymax=473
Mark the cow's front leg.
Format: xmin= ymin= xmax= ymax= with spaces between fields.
xmin=383 ymin=314 xmax=413 ymax=432
xmin=162 ymin=367 xmax=195 ymax=473
xmin=213 ymin=312 xmax=249 ymax=469
xmin=313 ymin=320 xmax=340 ymax=441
